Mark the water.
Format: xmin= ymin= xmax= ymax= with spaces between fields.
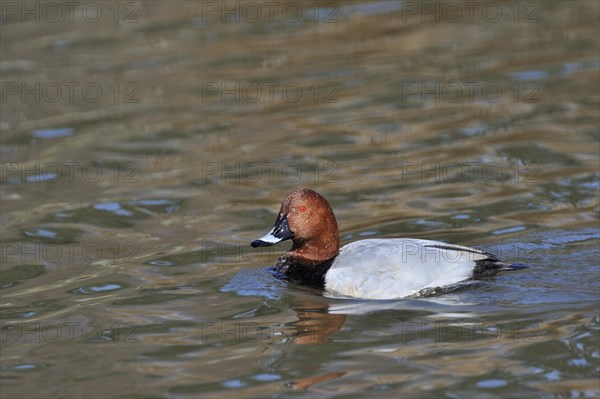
xmin=1 ymin=1 xmax=599 ymax=398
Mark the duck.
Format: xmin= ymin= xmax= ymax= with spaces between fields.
xmin=250 ymin=188 xmax=527 ymax=300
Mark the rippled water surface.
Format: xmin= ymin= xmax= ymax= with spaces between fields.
xmin=1 ymin=1 xmax=599 ymax=398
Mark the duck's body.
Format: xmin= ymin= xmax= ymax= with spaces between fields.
xmin=326 ymin=239 xmax=515 ymax=299
xmin=251 ymin=189 xmax=526 ymax=300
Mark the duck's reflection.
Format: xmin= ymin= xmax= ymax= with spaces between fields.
xmin=221 ymin=267 xmax=349 ymax=388
xmin=221 ymin=267 xmax=462 ymax=390
xmin=282 ymin=301 xmax=347 ymax=389
xmin=289 ymin=304 xmax=346 ymax=344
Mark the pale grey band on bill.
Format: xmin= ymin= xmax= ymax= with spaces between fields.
xmin=256 ymin=227 xmax=283 ymax=244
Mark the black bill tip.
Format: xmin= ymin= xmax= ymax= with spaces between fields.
xmin=251 ymin=239 xmax=273 ymax=248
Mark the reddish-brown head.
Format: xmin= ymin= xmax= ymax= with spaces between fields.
xmin=251 ymin=188 xmax=340 ymax=263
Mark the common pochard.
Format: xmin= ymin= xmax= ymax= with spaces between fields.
xmin=251 ymin=188 xmax=526 ymax=299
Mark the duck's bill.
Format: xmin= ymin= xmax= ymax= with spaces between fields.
xmin=250 ymin=227 xmax=284 ymax=247
xmin=251 ymin=213 xmax=293 ymax=247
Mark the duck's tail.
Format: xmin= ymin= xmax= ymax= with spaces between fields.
xmin=474 ymin=259 xmax=528 ymax=278
xmin=498 ymin=262 xmax=528 ymax=272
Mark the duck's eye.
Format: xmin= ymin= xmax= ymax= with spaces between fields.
xmin=299 ymin=205 xmax=307 ymax=213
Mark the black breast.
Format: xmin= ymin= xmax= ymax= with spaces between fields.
xmin=274 ymin=256 xmax=335 ymax=288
